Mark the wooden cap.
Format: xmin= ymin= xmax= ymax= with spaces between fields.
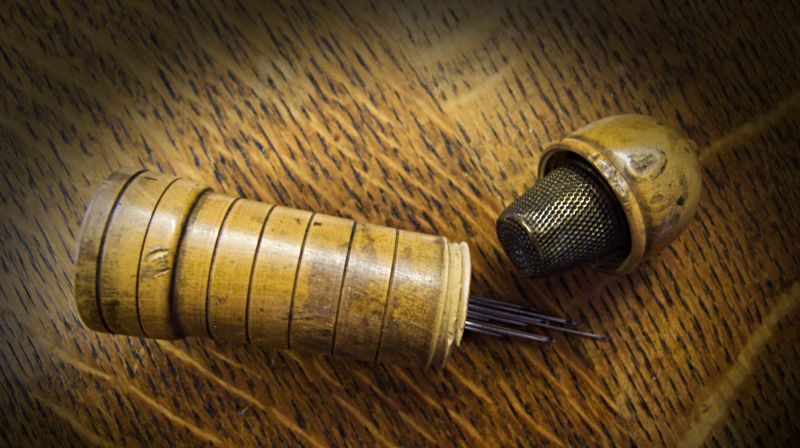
xmin=539 ymin=115 xmax=702 ymax=274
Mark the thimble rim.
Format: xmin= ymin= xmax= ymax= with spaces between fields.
xmin=539 ymin=139 xmax=646 ymax=274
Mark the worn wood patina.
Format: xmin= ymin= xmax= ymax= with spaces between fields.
xmin=1 ymin=0 xmax=799 ymax=446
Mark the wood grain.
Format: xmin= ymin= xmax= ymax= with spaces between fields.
xmin=1 ymin=0 xmax=799 ymax=446
xmin=332 ymin=223 xmax=397 ymax=362
xmin=173 ymin=192 xmax=238 ymax=338
xmin=207 ymin=199 xmax=274 ymax=342
xmin=138 ymin=178 xmax=208 ymax=339
xmin=376 ymin=230 xmax=448 ymax=367
xmin=99 ymin=171 xmax=176 ymax=336
xmin=248 ymin=206 xmax=314 ymax=349
xmin=290 ymin=213 xmax=356 ymax=353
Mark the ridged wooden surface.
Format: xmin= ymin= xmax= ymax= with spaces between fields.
xmin=1 ymin=1 xmax=799 ymax=446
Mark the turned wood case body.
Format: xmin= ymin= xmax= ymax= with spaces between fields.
xmin=74 ymin=171 xmax=470 ymax=368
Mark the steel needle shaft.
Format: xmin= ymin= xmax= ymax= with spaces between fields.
xmin=465 ymin=296 xmax=609 ymax=342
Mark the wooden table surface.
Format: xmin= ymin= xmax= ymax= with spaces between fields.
xmin=2 ymin=1 xmax=799 ymax=446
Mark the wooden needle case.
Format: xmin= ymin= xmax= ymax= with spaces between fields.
xmin=74 ymin=171 xmax=470 ymax=369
